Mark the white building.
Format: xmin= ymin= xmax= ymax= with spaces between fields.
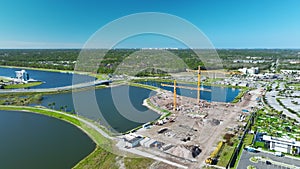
xmin=140 ymin=137 xmax=151 ymax=147
xmin=281 ymin=69 xmax=300 ymax=75
xmin=263 ymin=135 xmax=300 ymax=155
xmin=238 ymin=68 xmax=248 ymax=74
xmin=238 ymin=67 xmax=259 ymax=75
xmin=124 ymin=135 xmax=144 ymax=148
xmin=15 ymin=70 xmax=29 ymax=83
xmin=248 ymin=67 xmax=259 ymax=74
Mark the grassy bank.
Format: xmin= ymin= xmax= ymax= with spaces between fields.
xmin=74 ymin=146 xmax=119 ymax=169
xmin=217 ymin=142 xmax=238 ymax=167
xmin=4 ymin=81 xmax=43 ymax=89
xmin=0 ymin=76 xmax=11 ymax=82
xmin=128 ymin=82 xmax=159 ymax=91
xmin=0 ymin=105 xmax=81 ymax=125
xmin=0 ymin=65 xmax=74 ymax=73
xmin=232 ymin=87 xmax=249 ymax=103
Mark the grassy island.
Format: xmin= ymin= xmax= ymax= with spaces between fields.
xmin=3 ymin=81 xmax=43 ymax=89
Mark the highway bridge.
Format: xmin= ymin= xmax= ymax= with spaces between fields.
xmin=0 ymin=79 xmax=112 ymax=94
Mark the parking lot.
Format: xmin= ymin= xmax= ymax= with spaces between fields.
xmin=238 ymin=150 xmax=300 ymax=169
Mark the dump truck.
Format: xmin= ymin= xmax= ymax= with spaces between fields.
xmin=205 ymin=141 xmax=224 ymax=165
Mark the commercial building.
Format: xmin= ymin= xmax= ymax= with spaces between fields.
xmin=15 ymin=70 xmax=29 ymax=83
xmin=263 ymin=135 xmax=300 ymax=155
xmin=124 ymin=135 xmax=144 ymax=148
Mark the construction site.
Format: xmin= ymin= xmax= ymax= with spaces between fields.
xmin=120 ymin=67 xmax=263 ymax=168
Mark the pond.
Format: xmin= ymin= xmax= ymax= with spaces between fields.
xmin=139 ymin=81 xmax=240 ymax=102
xmin=0 ymin=110 xmax=95 ymax=169
xmin=37 ymin=85 xmax=160 ymax=133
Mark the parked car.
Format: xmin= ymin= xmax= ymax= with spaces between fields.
xmin=266 ymin=161 xmax=272 ymax=165
xmin=275 ymin=151 xmax=283 ymax=157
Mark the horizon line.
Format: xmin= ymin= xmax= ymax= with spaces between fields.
xmin=0 ymin=47 xmax=300 ymax=50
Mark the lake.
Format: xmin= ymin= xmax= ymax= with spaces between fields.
xmin=0 ymin=66 xmax=95 ymax=89
xmin=139 ymin=81 xmax=240 ymax=102
xmin=0 ymin=110 xmax=95 ymax=169
xmin=37 ymin=85 xmax=160 ymax=133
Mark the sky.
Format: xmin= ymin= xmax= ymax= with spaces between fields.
xmin=0 ymin=0 xmax=300 ymax=49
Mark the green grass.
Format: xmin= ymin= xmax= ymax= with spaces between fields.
xmin=244 ymin=134 xmax=254 ymax=146
xmin=0 ymin=106 xmax=81 ymax=125
xmin=73 ymin=147 xmax=155 ymax=169
xmin=73 ymin=146 xmax=119 ymax=169
xmin=217 ymin=143 xmax=237 ymax=167
xmin=254 ymin=141 xmax=265 ymax=148
xmin=230 ymin=133 xmax=254 ymax=168
xmin=4 ymin=81 xmax=43 ymax=89
xmin=128 ymin=82 xmax=158 ymax=91
xmin=289 ymin=83 xmax=300 ymax=90
xmin=0 ymin=65 xmax=74 ymax=73
xmin=124 ymin=158 xmax=154 ymax=169
xmin=232 ymin=88 xmax=249 ymax=103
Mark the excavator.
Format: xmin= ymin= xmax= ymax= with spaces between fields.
xmin=205 ymin=141 xmax=224 ymax=165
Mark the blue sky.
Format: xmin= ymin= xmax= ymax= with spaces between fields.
xmin=0 ymin=0 xmax=300 ymax=48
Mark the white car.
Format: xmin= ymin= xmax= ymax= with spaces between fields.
xmin=275 ymin=152 xmax=283 ymax=157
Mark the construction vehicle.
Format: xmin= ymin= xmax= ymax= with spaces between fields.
xmin=205 ymin=141 xmax=224 ymax=165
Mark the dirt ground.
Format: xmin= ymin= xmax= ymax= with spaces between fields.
xmin=136 ymin=88 xmax=262 ymax=168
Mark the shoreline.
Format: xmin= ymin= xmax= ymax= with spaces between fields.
xmin=0 ymin=65 xmax=105 ymax=80
xmin=0 ymin=105 xmax=115 ymax=167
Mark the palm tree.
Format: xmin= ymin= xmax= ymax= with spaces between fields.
xmin=52 ymin=102 xmax=55 ymax=109
xmin=48 ymin=102 xmax=52 ymax=109
xmin=292 ymin=147 xmax=298 ymax=155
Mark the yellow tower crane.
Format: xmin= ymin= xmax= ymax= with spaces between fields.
xmin=161 ymin=66 xmax=211 ymax=111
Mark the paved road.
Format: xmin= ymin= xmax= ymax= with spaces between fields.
xmin=265 ymin=83 xmax=300 ymax=122
xmin=116 ymin=141 xmax=188 ymax=169
xmin=238 ymin=150 xmax=300 ymax=169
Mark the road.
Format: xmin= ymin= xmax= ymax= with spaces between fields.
xmin=238 ymin=149 xmax=300 ymax=169
xmin=264 ymin=83 xmax=300 ymax=122
xmin=116 ymin=141 xmax=188 ymax=169
xmin=0 ymin=80 xmax=111 ymax=93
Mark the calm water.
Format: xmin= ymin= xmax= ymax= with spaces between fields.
xmin=0 ymin=110 xmax=95 ymax=169
xmin=139 ymin=81 xmax=240 ymax=102
xmin=0 ymin=67 xmax=95 ymax=89
xmin=38 ymin=85 xmax=160 ymax=133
